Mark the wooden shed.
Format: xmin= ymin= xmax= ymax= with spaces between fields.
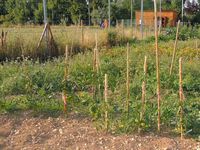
xmin=135 ymin=10 xmax=178 ymax=27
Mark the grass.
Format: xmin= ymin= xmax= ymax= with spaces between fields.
xmin=0 ymin=39 xmax=199 ymax=139
xmin=0 ymin=25 xmax=155 ymax=60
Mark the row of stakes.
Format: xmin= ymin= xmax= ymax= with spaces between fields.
xmin=62 ymin=0 xmax=185 ymax=139
xmin=62 ymin=41 xmax=185 ymax=140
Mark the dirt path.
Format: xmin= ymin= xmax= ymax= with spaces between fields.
xmin=0 ymin=112 xmax=199 ymax=150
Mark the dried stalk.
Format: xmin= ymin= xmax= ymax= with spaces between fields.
xmin=62 ymin=45 xmax=68 ymax=113
xmin=104 ymin=74 xmax=108 ymax=131
xmin=126 ymin=43 xmax=130 ymax=116
xmin=179 ymin=57 xmax=184 ymax=140
xmin=170 ymin=20 xmax=180 ymax=75
xmin=153 ymin=0 xmax=161 ymax=132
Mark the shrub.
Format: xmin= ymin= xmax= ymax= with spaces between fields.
xmin=107 ymin=30 xmax=118 ymax=47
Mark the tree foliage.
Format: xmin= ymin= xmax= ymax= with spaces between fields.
xmin=0 ymin=0 xmax=199 ymax=25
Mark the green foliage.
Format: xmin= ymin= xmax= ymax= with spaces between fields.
xmin=1 ymin=0 xmax=199 ymax=25
xmin=107 ymin=30 xmax=118 ymax=47
xmin=146 ymin=25 xmax=200 ymax=43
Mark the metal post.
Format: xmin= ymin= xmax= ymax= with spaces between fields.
xmin=43 ymin=0 xmax=48 ymax=56
xmin=89 ymin=2 xmax=90 ymax=26
xmin=86 ymin=0 xmax=90 ymax=26
xmin=43 ymin=0 xmax=47 ymax=24
xmin=131 ymin=0 xmax=133 ymax=27
xmin=140 ymin=0 xmax=144 ymax=39
xmin=108 ymin=0 xmax=111 ymax=29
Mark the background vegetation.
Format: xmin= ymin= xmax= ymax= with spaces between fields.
xmin=0 ymin=0 xmax=200 ymax=25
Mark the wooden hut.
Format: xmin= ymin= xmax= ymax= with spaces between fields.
xmin=135 ymin=10 xmax=178 ymax=27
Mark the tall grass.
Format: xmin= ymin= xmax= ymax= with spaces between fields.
xmin=0 ymin=25 xmax=154 ymax=60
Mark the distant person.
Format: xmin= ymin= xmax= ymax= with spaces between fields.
xmin=139 ymin=19 xmax=142 ymax=25
xmin=100 ymin=20 xmax=104 ymax=29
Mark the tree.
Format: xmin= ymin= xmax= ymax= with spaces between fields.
xmin=0 ymin=0 xmax=200 ymax=25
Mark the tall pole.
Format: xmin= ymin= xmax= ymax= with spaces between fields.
xmin=87 ymin=0 xmax=91 ymax=26
xmin=43 ymin=0 xmax=47 ymax=24
xmin=108 ymin=0 xmax=111 ymax=29
xmin=140 ymin=0 xmax=144 ymax=39
xmin=153 ymin=0 xmax=161 ymax=132
xmin=182 ymin=0 xmax=184 ymax=22
xmin=43 ymin=0 xmax=48 ymax=56
xmin=131 ymin=0 xmax=133 ymax=27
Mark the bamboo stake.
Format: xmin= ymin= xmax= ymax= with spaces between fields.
xmin=37 ymin=23 xmax=48 ymax=49
xmin=179 ymin=57 xmax=184 ymax=140
xmin=170 ymin=20 xmax=180 ymax=75
xmin=153 ymin=0 xmax=161 ymax=132
xmin=95 ymin=32 xmax=102 ymax=101
xmin=95 ymin=32 xmax=100 ymax=73
xmin=140 ymin=56 xmax=147 ymax=122
xmin=104 ymin=74 xmax=108 ymax=131
xmin=126 ymin=43 xmax=130 ymax=116
xmin=62 ymin=45 xmax=68 ymax=113
xmin=92 ymin=45 xmax=97 ymax=101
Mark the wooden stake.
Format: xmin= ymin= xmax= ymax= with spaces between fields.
xmin=95 ymin=33 xmax=100 ymax=73
xmin=37 ymin=23 xmax=48 ymax=49
xmin=63 ymin=45 xmax=68 ymax=113
xmin=179 ymin=57 xmax=184 ymax=140
xmin=153 ymin=0 xmax=161 ymax=132
xmin=126 ymin=43 xmax=130 ymax=116
xmin=170 ymin=20 xmax=180 ymax=75
xmin=104 ymin=74 xmax=108 ymax=131
xmin=92 ymin=46 xmax=97 ymax=101
xmin=140 ymin=56 xmax=147 ymax=122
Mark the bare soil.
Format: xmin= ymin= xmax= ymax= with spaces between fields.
xmin=0 ymin=112 xmax=199 ymax=150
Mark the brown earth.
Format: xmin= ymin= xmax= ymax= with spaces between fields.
xmin=0 ymin=112 xmax=199 ymax=150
